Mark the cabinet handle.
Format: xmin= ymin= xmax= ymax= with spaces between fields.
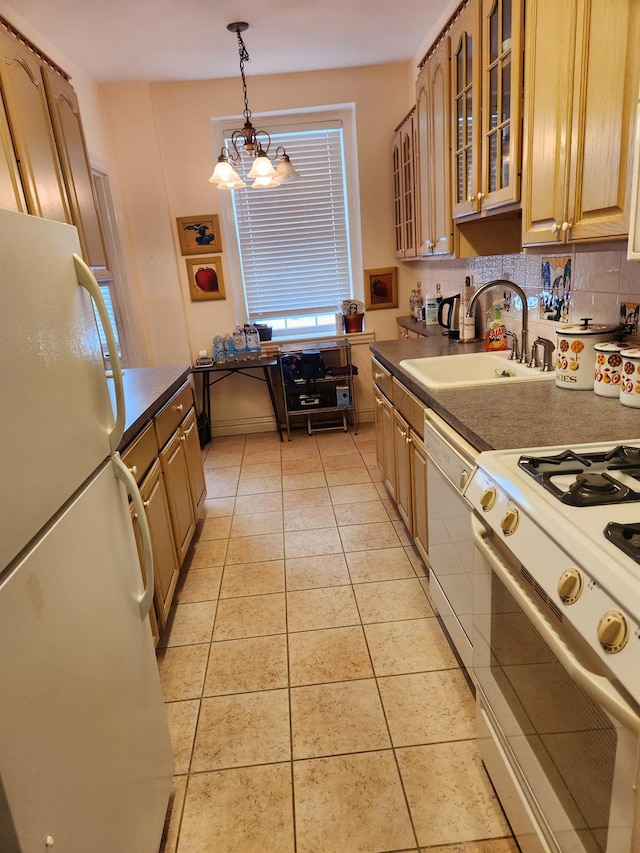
xmin=561 ymin=221 xmax=572 ymax=233
xmin=467 ymin=194 xmax=474 ymax=203
xmin=551 ymin=222 xmax=560 ymax=234
xmin=174 ymin=403 xmax=184 ymax=413
xmin=374 ymin=372 xmax=384 ymax=380
xmin=128 ymin=465 xmax=138 ymax=478
xmin=183 ymin=421 xmax=196 ymax=438
xmin=376 ymin=398 xmax=383 ymax=406
xmin=476 ymin=192 xmax=484 ymax=201
xmin=405 ymin=436 xmax=412 ymax=445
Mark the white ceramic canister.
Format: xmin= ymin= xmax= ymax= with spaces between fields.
xmin=555 ymin=321 xmax=617 ymax=390
xmin=620 ymin=348 xmax=640 ymax=407
xmin=593 ymin=342 xmax=630 ymax=397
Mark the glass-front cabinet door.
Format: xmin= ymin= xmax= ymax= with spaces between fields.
xmin=481 ymin=0 xmax=522 ymax=210
xmin=450 ymin=0 xmax=481 ymax=218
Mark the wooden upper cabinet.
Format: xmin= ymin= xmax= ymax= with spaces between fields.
xmin=522 ymin=0 xmax=640 ymax=245
xmin=480 ymin=0 xmax=523 ymax=211
xmin=0 ymin=87 xmax=25 ymax=212
xmin=43 ymin=67 xmax=107 ymax=267
xmin=450 ymin=0 xmax=482 ymax=218
xmin=392 ymin=110 xmax=417 ymax=259
xmin=416 ymin=36 xmax=452 ymax=256
xmin=0 ymin=27 xmax=71 ymax=224
xmin=449 ymin=0 xmax=522 ymax=220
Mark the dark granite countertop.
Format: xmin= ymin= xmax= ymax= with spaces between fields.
xmin=108 ymin=365 xmax=191 ymax=449
xmin=370 ymin=336 xmax=640 ymax=452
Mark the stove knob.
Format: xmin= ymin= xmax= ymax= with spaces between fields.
xmin=557 ymin=569 xmax=583 ymax=604
xmin=480 ymin=487 xmax=497 ymax=512
xmin=597 ymin=611 xmax=629 ymax=653
xmin=500 ymin=508 xmax=519 ymax=536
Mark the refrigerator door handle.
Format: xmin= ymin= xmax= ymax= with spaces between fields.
xmin=73 ymin=254 xmax=125 ymax=450
xmin=112 ymin=453 xmax=155 ymax=620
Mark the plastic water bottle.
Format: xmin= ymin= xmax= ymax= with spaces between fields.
xmin=213 ymin=335 xmax=223 ymax=362
xmin=245 ymin=323 xmax=261 ymax=354
xmin=232 ymin=325 xmax=247 ymax=357
xmin=222 ymin=333 xmax=234 ymax=359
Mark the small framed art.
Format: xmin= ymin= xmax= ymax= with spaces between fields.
xmin=364 ymin=266 xmax=398 ymax=310
xmin=186 ymin=257 xmax=226 ymax=301
xmin=176 ymin=215 xmax=222 ymax=255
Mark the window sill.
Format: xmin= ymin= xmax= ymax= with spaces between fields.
xmin=262 ymin=329 xmax=375 ymax=355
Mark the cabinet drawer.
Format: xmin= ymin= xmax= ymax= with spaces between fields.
xmin=121 ymin=422 xmax=158 ymax=485
xmin=371 ymin=357 xmax=393 ymax=401
xmin=154 ymin=382 xmax=194 ymax=448
xmin=392 ymin=378 xmax=425 ymax=435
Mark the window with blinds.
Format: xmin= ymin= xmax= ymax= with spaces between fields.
xmin=229 ymin=123 xmax=354 ymax=335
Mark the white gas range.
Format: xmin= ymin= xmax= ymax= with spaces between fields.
xmin=465 ymin=440 xmax=640 ymax=853
xmin=466 ymin=440 xmax=640 ymax=703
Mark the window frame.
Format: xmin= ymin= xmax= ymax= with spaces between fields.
xmin=212 ymin=106 xmax=364 ymax=340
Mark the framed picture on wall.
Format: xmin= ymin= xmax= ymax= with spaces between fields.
xmin=186 ymin=256 xmax=226 ymax=301
xmin=176 ymin=214 xmax=223 ymax=255
xmin=364 ymin=266 xmax=398 ymax=310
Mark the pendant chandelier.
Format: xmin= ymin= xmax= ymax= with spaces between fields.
xmin=209 ymin=22 xmax=301 ymax=191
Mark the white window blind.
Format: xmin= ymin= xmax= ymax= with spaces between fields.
xmin=230 ymin=125 xmax=353 ymax=322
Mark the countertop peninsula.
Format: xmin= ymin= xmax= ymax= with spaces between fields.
xmin=370 ymin=334 xmax=640 ymax=452
xmin=107 ymin=365 xmax=191 ymax=449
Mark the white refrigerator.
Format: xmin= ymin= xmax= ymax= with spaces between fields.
xmin=0 ymin=209 xmax=174 ymax=851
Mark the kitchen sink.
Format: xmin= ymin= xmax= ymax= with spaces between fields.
xmin=399 ymin=350 xmax=557 ymax=390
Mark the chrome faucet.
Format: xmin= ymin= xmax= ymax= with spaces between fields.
xmin=466 ymin=279 xmax=529 ymax=365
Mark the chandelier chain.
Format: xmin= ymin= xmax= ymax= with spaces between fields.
xmin=235 ymin=30 xmax=252 ymax=121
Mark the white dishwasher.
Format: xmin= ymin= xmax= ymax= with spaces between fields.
xmin=424 ymin=408 xmax=478 ymax=673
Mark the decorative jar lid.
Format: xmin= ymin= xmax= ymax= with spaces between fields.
xmin=594 ymin=342 xmax=631 ymax=353
xmin=558 ymin=320 xmax=617 ymax=336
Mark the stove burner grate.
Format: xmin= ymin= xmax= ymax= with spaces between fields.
xmin=604 ymin=522 xmax=640 ymax=564
xmin=518 ymin=446 xmax=640 ymax=507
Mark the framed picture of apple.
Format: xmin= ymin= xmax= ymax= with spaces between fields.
xmin=364 ymin=266 xmax=398 ymax=310
xmin=186 ymin=257 xmax=226 ymax=301
xmin=177 ymin=214 xmax=222 ymax=255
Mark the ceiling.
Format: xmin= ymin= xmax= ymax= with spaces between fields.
xmin=6 ymin=0 xmax=453 ymax=83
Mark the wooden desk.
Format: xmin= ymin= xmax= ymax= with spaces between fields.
xmin=191 ymin=356 xmax=283 ymax=446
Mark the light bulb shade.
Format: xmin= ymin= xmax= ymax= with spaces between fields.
xmin=251 ymin=175 xmax=282 ymax=189
xmin=246 ymin=154 xmax=278 ymax=180
xmin=276 ymin=154 xmax=301 ymax=181
xmin=209 ymin=158 xmax=242 ymax=185
xmin=217 ymin=177 xmax=247 ymax=189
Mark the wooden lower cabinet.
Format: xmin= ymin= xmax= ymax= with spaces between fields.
xmin=129 ymin=503 xmax=161 ymax=646
xmin=137 ymin=458 xmax=180 ymax=629
xmin=121 ymin=380 xmax=206 ymax=638
xmin=180 ymin=406 xmax=206 ymax=515
xmin=409 ymin=429 xmax=429 ymax=565
xmin=381 ymin=391 xmax=396 ymax=502
xmin=373 ymin=363 xmax=430 ymax=565
xmin=160 ymin=427 xmax=196 ymax=567
xmin=393 ymin=409 xmax=412 ymax=531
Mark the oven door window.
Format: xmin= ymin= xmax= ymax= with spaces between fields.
xmin=475 ymin=570 xmax=637 ymax=853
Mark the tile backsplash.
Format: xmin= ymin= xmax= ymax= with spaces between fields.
xmin=411 ymin=244 xmax=640 ymax=346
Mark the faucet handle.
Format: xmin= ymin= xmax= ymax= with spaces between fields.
xmin=533 ymin=336 xmax=555 ymax=371
xmin=505 ymin=330 xmax=520 ymax=361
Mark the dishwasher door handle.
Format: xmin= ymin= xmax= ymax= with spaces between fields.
xmin=472 ymin=514 xmax=640 ymax=734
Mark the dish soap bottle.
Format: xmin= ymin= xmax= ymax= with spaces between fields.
xmin=485 ymin=303 xmax=509 ymax=351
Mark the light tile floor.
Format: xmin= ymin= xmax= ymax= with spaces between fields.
xmin=157 ymin=424 xmax=519 ymax=853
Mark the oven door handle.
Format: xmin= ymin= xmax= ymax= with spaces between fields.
xmin=472 ymin=515 xmax=640 ymax=734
